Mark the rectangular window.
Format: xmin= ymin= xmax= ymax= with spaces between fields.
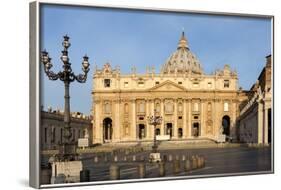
xmin=193 ymin=82 xmax=199 ymax=87
xmin=60 ymin=128 xmax=63 ymax=143
xmin=138 ymin=81 xmax=145 ymax=87
xmin=208 ymin=103 xmax=211 ymax=111
xmin=208 ymin=82 xmax=212 ymax=88
xmin=139 ymin=102 xmax=145 ymax=113
xmin=224 ymin=102 xmax=229 ymax=111
xmin=104 ymin=103 xmax=111 ymax=113
xmin=155 ymin=81 xmax=160 ymax=85
xmin=104 ymin=79 xmax=111 ymax=87
xmin=124 ymin=81 xmax=129 ymax=88
xmin=44 ymin=128 xmax=47 ymax=143
xmin=52 ymin=128 xmax=56 ymax=142
xmin=178 ymin=81 xmax=182 ymax=85
xmin=194 ymin=116 xmax=199 ymax=119
xmin=178 ymin=116 xmax=182 ymax=119
xmin=224 ymin=80 xmax=230 ymax=88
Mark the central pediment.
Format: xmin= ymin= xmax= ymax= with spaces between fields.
xmin=148 ymin=80 xmax=187 ymax=92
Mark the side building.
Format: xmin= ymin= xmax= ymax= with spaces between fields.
xmin=41 ymin=107 xmax=92 ymax=150
xmin=238 ymin=55 xmax=272 ymax=144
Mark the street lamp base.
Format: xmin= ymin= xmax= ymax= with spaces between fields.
xmin=58 ymin=143 xmax=78 ymax=161
xmin=152 ymin=145 xmax=158 ymax=153
xmin=149 ymin=152 xmax=161 ymax=163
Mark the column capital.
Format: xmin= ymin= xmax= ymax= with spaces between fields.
xmin=130 ymin=98 xmax=136 ymax=102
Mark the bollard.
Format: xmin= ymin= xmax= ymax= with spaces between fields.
xmin=173 ymin=160 xmax=181 ymax=174
xmin=182 ymin=155 xmax=186 ymax=161
xmin=94 ymin=156 xmax=98 ymax=163
xmin=196 ymin=156 xmax=201 ymax=168
xmin=138 ymin=163 xmax=146 ymax=178
xmin=199 ymin=156 xmax=204 ymax=168
xmin=114 ymin=155 xmax=118 ymax=162
xmin=201 ymin=156 xmax=206 ymax=168
xmin=109 ymin=164 xmax=120 ymax=180
xmin=104 ymin=156 xmax=108 ymax=162
xmin=163 ymin=155 xmax=167 ymax=162
xmin=191 ymin=156 xmax=197 ymax=170
xmin=168 ymin=154 xmax=173 ymax=162
xmin=159 ymin=162 xmax=166 ymax=177
xmin=184 ymin=159 xmax=191 ymax=172
xmin=132 ymin=155 xmax=136 ymax=162
xmin=80 ymin=169 xmax=90 ymax=182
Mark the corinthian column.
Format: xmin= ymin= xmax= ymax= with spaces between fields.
xmin=131 ymin=99 xmax=137 ymax=141
xmin=258 ymin=101 xmax=264 ymax=144
xmin=200 ymin=100 xmax=204 ymax=137
xmin=146 ymin=99 xmax=150 ymax=139
xmin=114 ymin=99 xmax=120 ymax=142
xmin=94 ymin=100 xmax=102 ymax=144
xmin=160 ymin=99 xmax=164 ymax=135
xmin=173 ymin=99 xmax=178 ymax=139
xmin=187 ymin=99 xmax=192 ymax=137
xmin=183 ymin=99 xmax=187 ymax=138
xmin=149 ymin=99 xmax=155 ymax=140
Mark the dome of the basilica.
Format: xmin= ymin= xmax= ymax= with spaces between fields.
xmin=161 ymin=32 xmax=203 ymax=74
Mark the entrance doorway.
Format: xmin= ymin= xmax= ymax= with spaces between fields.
xmin=178 ymin=128 xmax=183 ymax=138
xmin=192 ymin=122 xmax=200 ymax=137
xmin=138 ymin=124 xmax=146 ymax=139
xmin=156 ymin=128 xmax=160 ymax=136
xmin=222 ymin=115 xmax=230 ymax=136
xmin=103 ymin=118 xmax=113 ymax=142
xmin=166 ymin=123 xmax=173 ymax=137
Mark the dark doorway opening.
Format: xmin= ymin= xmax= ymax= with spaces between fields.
xmin=138 ymin=124 xmax=146 ymax=139
xmin=268 ymin=109 xmax=272 ymax=143
xmin=222 ymin=115 xmax=230 ymax=136
xmin=192 ymin=122 xmax=200 ymax=137
xmin=156 ymin=128 xmax=160 ymax=136
xmin=166 ymin=123 xmax=173 ymax=137
xmin=103 ymin=118 xmax=113 ymax=142
xmin=178 ymin=128 xmax=183 ymax=138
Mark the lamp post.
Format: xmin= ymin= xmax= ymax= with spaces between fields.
xmin=41 ymin=35 xmax=90 ymax=161
xmin=147 ymin=109 xmax=162 ymax=153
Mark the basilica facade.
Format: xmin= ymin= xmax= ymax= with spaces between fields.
xmin=91 ymin=32 xmax=247 ymax=144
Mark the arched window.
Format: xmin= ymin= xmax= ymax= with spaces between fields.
xmin=138 ymin=101 xmax=145 ymax=113
xmin=193 ymin=102 xmax=199 ymax=112
xmin=178 ymin=103 xmax=183 ymax=112
xmin=165 ymin=102 xmax=173 ymax=113
xmin=156 ymin=102 xmax=160 ymax=113
xmin=224 ymin=102 xmax=229 ymax=112
xmin=104 ymin=102 xmax=111 ymax=113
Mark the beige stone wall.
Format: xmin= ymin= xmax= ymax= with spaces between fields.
xmin=92 ymin=64 xmax=240 ymax=144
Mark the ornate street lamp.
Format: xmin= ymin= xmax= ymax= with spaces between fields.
xmin=147 ymin=109 xmax=162 ymax=153
xmin=41 ymin=35 xmax=90 ymax=161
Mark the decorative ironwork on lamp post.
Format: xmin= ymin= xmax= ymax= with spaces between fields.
xmin=147 ymin=109 xmax=162 ymax=153
xmin=41 ymin=35 xmax=90 ymax=161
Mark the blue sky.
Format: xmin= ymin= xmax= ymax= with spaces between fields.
xmin=40 ymin=4 xmax=272 ymax=115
